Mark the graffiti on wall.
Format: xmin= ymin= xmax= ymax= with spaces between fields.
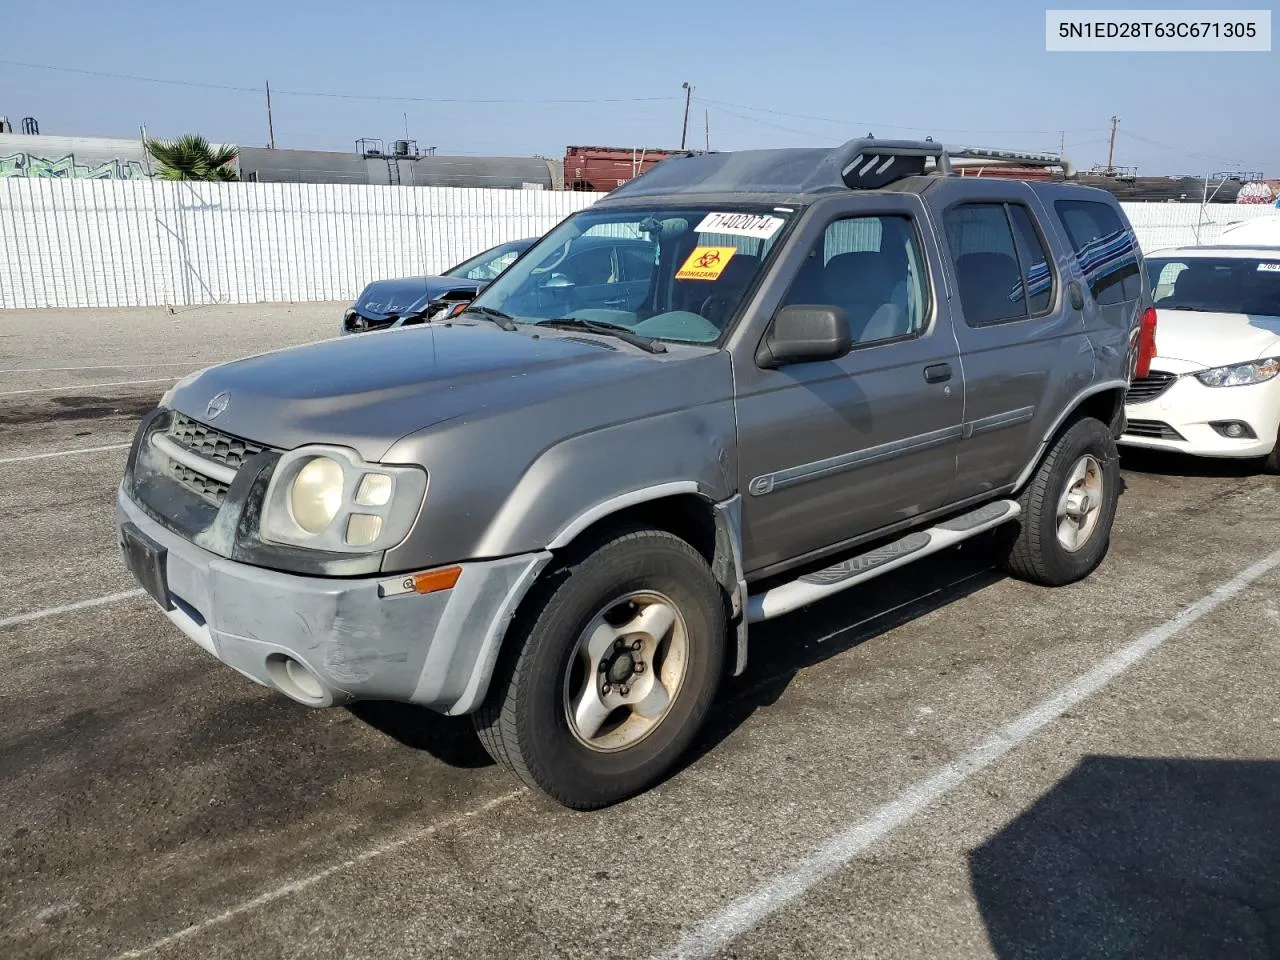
xmin=0 ymin=152 xmax=150 ymax=180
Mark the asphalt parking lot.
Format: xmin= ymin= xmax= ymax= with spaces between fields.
xmin=3 ymin=303 xmax=1279 ymax=960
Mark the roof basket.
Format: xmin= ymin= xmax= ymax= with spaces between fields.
xmin=833 ymin=137 xmax=1075 ymax=189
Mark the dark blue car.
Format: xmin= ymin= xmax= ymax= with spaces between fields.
xmin=341 ymin=238 xmax=537 ymax=335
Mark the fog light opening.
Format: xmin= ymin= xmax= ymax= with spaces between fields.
xmin=1210 ymin=420 xmax=1257 ymax=440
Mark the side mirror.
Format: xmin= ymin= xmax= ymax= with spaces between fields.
xmin=1068 ymin=280 xmax=1085 ymax=311
xmin=757 ymin=305 xmax=852 ymax=368
xmin=542 ymin=273 xmax=574 ymax=290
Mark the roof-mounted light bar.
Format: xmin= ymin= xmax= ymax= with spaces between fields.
xmin=831 ymin=137 xmax=1076 ymax=188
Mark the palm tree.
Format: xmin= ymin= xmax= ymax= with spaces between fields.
xmin=144 ymin=134 xmax=239 ymax=181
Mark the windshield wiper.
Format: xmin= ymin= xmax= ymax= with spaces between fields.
xmin=537 ymin=318 xmax=667 ymax=354
xmin=460 ymin=305 xmax=517 ymax=331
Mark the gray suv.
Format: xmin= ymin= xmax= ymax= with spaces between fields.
xmin=116 ymin=139 xmax=1151 ymax=810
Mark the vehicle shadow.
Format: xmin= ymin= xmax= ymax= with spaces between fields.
xmin=682 ymin=535 xmax=1008 ymax=772
xmin=969 ymin=755 xmax=1280 ymax=960
xmin=352 ymin=537 xmax=1007 ymax=773
xmin=1119 ymin=446 xmax=1267 ymax=479
xmin=347 ymin=701 xmax=494 ymax=769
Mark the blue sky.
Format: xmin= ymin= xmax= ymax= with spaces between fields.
xmin=2 ymin=0 xmax=1275 ymax=175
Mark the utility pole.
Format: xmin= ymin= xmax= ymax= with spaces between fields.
xmin=1106 ymin=115 xmax=1118 ymax=173
xmin=1059 ymin=130 xmax=1066 ymax=157
xmin=680 ymin=82 xmax=693 ymax=150
xmin=266 ymin=80 xmax=276 ymax=149
xmin=705 ymin=109 xmax=710 ymax=152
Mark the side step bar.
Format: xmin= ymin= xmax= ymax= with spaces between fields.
xmin=746 ymin=499 xmax=1021 ymax=623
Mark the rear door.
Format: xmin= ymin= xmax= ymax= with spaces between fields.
xmin=1050 ymin=195 xmax=1146 ymax=374
xmin=928 ymin=181 xmax=1094 ymax=500
xmin=732 ymin=194 xmax=963 ymax=576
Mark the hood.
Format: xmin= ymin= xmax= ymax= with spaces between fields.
xmin=352 ymin=275 xmax=480 ymax=319
xmin=1151 ymin=309 xmax=1280 ymax=369
xmin=166 ymin=323 xmax=667 ymax=461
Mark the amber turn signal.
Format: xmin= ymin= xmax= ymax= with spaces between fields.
xmin=409 ymin=566 xmax=462 ymax=594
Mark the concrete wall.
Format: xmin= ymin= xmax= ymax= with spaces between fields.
xmin=1 ymin=178 xmax=1277 ymax=310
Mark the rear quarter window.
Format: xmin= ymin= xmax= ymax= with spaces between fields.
xmin=1054 ymin=199 xmax=1141 ymax=305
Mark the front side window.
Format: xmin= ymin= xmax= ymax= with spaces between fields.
xmin=1148 ymin=256 xmax=1280 ymax=317
xmin=1054 ymin=199 xmax=1141 ymax=305
xmin=943 ymin=202 xmax=1056 ymax=327
xmin=445 ymin=241 xmax=528 ymax=282
xmin=780 ymin=215 xmax=928 ymax=346
xmin=470 ymin=206 xmax=795 ymax=344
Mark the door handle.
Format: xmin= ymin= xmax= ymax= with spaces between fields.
xmin=923 ymin=363 xmax=952 ymax=384
xmin=1068 ymin=280 xmax=1085 ymax=311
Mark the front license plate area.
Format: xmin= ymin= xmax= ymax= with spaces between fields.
xmin=120 ymin=523 xmax=174 ymax=611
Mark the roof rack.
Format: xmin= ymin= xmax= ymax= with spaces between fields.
xmin=834 ymin=138 xmax=1075 ymax=189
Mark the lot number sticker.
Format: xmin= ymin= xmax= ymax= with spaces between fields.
xmin=1258 ymin=263 xmax=1280 ymax=272
xmin=677 ymin=246 xmax=737 ymax=281
xmin=695 ymin=212 xmax=784 ymax=240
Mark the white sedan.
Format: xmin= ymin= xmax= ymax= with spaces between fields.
xmin=1121 ymin=243 xmax=1280 ymax=472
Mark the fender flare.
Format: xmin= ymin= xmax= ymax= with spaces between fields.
xmin=1012 ymin=379 xmax=1128 ymax=493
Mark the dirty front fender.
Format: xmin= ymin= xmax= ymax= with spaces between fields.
xmin=378 ymin=349 xmax=739 ymax=571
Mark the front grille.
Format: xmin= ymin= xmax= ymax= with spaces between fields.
xmin=161 ymin=414 xmax=269 ymax=505
xmin=170 ymin=414 xmax=264 ymax=469
xmin=1124 ymin=418 xmax=1186 ymax=441
xmin=169 ymin=462 xmax=230 ymax=503
xmin=1127 ymin=371 xmax=1177 ymax=404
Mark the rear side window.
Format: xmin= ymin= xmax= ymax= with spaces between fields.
xmin=1054 ymin=199 xmax=1141 ymax=305
xmin=943 ymin=202 xmax=1056 ymax=327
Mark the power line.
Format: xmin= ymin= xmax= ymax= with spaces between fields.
xmin=694 ymin=95 xmax=1069 ymax=137
xmin=1117 ymin=127 xmax=1266 ymax=169
xmin=699 ymin=102 xmax=841 ymax=142
xmin=0 ymin=59 xmax=678 ymax=105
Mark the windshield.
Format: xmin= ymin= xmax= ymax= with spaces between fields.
xmin=1148 ymin=256 xmax=1280 ymax=317
xmin=444 ymin=240 xmax=530 ymax=281
xmin=466 ymin=204 xmax=796 ymax=344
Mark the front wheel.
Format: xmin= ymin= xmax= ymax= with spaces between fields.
xmin=1262 ymin=423 xmax=1280 ymax=474
xmin=473 ymin=527 xmax=726 ymax=810
xmin=1001 ymin=417 xmax=1121 ymax=586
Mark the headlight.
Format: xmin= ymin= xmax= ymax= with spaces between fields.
xmin=260 ymin=445 xmax=427 ymax=553
xmin=1195 ymin=357 xmax=1280 ymax=388
xmin=289 ymin=457 xmax=345 ymax=533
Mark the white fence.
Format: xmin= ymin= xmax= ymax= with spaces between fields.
xmin=1 ymin=178 xmax=1277 ymax=310
xmin=0 ymin=179 xmax=600 ymax=310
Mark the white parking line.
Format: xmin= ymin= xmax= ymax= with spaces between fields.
xmin=0 ymin=377 xmax=177 ymax=397
xmin=0 ymin=590 xmax=146 ymax=631
xmin=655 ymin=543 xmax=1280 ymax=960
xmin=110 ymin=789 xmax=526 ymax=960
xmin=0 ymin=443 xmax=131 ymax=465
xmin=0 ymin=361 xmax=208 ymax=374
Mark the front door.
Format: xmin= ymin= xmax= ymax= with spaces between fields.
xmin=733 ymin=196 xmax=963 ymax=577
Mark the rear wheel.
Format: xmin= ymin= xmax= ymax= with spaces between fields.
xmin=1002 ymin=417 xmax=1120 ymax=586
xmin=473 ymin=527 xmax=726 ymax=810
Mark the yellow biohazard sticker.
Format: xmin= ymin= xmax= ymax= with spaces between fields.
xmin=676 ymin=246 xmax=736 ymax=281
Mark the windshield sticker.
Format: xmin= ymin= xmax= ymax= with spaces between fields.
xmin=676 ymin=246 xmax=737 ymax=281
xmin=1258 ymin=263 xmax=1280 ymax=272
xmin=695 ymin=212 xmax=784 ymax=240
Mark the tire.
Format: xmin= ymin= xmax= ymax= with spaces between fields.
xmin=1262 ymin=425 xmax=1280 ymax=474
xmin=473 ymin=526 xmax=727 ymax=810
xmin=1001 ymin=416 xmax=1121 ymax=587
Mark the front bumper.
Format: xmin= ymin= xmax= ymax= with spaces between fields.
xmin=1121 ymin=368 xmax=1280 ymax=459
xmin=116 ymin=486 xmax=550 ymax=715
